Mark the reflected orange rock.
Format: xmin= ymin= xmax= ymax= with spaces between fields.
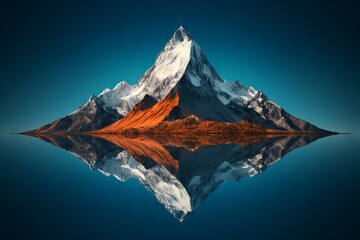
xmin=92 ymin=131 xmax=293 ymax=153
xmin=93 ymin=134 xmax=179 ymax=172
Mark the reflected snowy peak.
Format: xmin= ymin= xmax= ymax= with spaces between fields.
xmin=27 ymin=133 xmax=326 ymax=221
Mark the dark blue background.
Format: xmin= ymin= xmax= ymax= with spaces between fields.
xmin=1 ymin=0 xmax=359 ymax=133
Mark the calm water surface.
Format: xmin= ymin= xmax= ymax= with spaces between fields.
xmin=0 ymin=133 xmax=359 ymax=239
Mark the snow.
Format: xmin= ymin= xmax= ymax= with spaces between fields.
xmin=100 ymin=88 xmax=110 ymax=95
xmin=153 ymin=40 xmax=191 ymax=79
xmin=213 ymin=79 xmax=258 ymax=105
xmin=120 ymin=83 xmax=146 ymax=110
xmin=91 ymin=26 xmax=260 ymax=117
xmin=188 ymin=73 xmax=201 ymax=87
xmin=189 ymin=175 xmax=201 ymax=186
xmin=94 ymin=27 xmax=193 ymax=116
xmin=217 ymin=95 xmax=229 ymax=104
xmin=95 ymin=151 xmax=192 ymax=221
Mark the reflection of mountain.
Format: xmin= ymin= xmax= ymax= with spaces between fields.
xmin=27 ymin=133 xmax=326 ymax=221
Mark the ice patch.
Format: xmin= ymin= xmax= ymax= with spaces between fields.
xmin=189 ymin=176 xmax=201 ymax=186
xmin=188 ymin=73 xmax=201 ymax=87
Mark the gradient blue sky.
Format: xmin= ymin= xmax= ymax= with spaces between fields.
xmin=1 ymin=0 xmax=359 ymax=133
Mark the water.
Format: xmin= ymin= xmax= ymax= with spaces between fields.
xmin=0 ymin=133 xmax=359 ymax=239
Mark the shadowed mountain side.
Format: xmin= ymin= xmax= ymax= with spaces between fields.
xmin=25 ymin=96 xmax=123 ymax=133
xmin=27 ymin=134 xmax=122 ymax=167
xmin=25 ymin=133 xmax=327 ymax=220
xmin=169 ymin=134 xmax=326 ymax=210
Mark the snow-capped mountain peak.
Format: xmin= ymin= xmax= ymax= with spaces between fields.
xmin=97 ymin=26 xmax=257 ymax=116
xmin=27 ymin=27 xmax=328 ymax=133
xmin=165 ymin=26 xmax=191 ymax=49
xmin=97 ymin=27 xmax=196 ymax=115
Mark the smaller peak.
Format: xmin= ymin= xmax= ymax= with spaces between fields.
xmin=254 ymin=90 xmax=268 ymax=100
xmin=89 ymin=95 xmax=101 ymax=104
xmin=89 ymin=95 xmax=105 ymax=105
xmin=143 ymin=94 xmax=156 ymax=102
xmin=89 ymin=94 xmax=97 ymax=101
xmin=99 ymin=88 xmax=110 ymax=96
xmin=114 ymin=81 xmax=130 ymax=90
xmin=135 ymin=94 xmax=157 ymax=111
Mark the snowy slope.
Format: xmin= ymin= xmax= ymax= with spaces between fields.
xmin=96 ymin=151 xmax=191 ymax=221
xmin=97 ymin=26 xmax=258 ymax=116
xmin=98 ymin=26 xmax=193 ymax=116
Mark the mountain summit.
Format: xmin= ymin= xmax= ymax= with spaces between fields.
xmin=169 ymin=26 xmax=191 ymax=43
xmin=26 ymin=27 xmax=330 ymax=134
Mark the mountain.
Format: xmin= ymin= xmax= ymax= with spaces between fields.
xmin=30 ymin=95 xmax=122 ymax=133
xmin=26 ymin=26 xmax=330 ymax=134
xmin=26 ymin=133 xmax=327 ymax=221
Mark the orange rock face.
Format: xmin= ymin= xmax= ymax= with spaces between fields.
xmin=93 ymin=90 xmax=311 ymax=135
xmin=148 ymin=116 xmax=268 ymax=134
xmin=96 ymin=91 xmax=180 ymax=133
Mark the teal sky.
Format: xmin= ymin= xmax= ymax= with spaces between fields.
xmin=0 ymin=0 xmax=359 ymax=133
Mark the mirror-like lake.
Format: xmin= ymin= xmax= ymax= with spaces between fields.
xmin=0 ymin=133 xmax=359 ymax=239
